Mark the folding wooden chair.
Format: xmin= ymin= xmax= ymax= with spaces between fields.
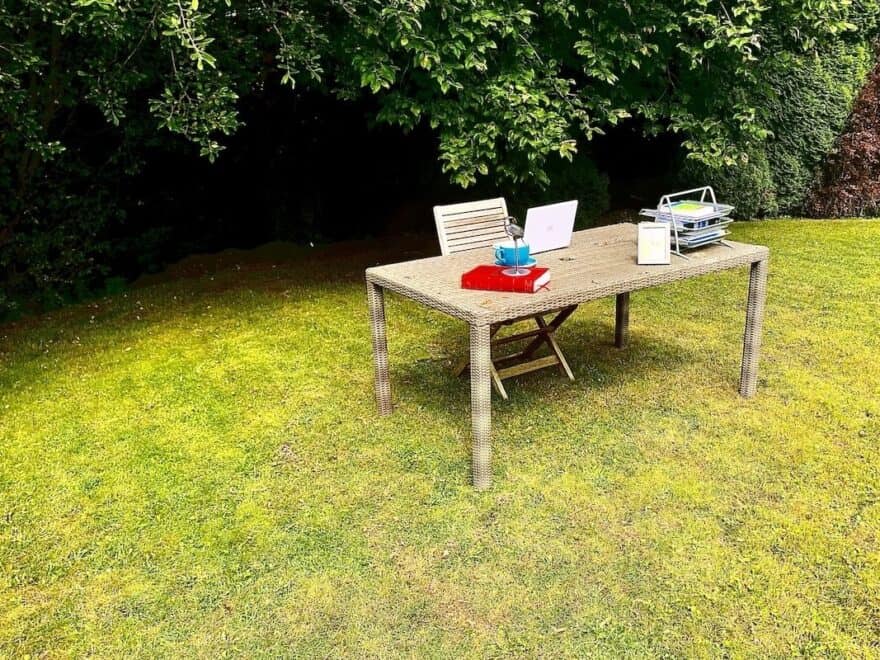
xmin=434 ymin=197 xmax=577 ymax=400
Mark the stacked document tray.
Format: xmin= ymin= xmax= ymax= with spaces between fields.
xmin=639 ymin=189 xmax=734 ymax=255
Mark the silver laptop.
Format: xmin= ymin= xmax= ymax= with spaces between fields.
xmin=523 ymin=200 xmax=578 ymax=254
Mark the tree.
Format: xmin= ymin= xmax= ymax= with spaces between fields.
xmin=1 ymin=0 xmax=877 ymax=310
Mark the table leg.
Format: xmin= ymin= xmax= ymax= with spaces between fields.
xmin=366 ymin=280 xmax=392 ymax=415
xmin=470 ymin=324 xmax=493 ymax=490
xmin=740 ymin=259 xmax=768 ymax=398
xmin=615 ymin=292 xmax=630 ymax=349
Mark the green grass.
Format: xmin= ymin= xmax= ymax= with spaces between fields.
xmin=1 ymin=220 xmax=879 ymax=657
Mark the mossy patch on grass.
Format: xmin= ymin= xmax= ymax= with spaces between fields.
xmin=1 ymin=220 xmax=879 ymax=657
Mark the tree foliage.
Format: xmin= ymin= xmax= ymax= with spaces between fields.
xmin=1 ymin=0 xmax=878 ymax=310
xmin=4 ymin=1 xmax=877 ymax=185
xmin=681 ymin=40 xmax=873 ymax=218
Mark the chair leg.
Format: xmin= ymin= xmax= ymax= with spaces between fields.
xmin=490 ymin=364 xmax=508 ymax=400
xmin=453 ymin=309 xmax=576 ymax=398
xmin=535 ymin=316 xmax=575 ymax=381
xmin=519 ymin=306 xmax=578 ymax=359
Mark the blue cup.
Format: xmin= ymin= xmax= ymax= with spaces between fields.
xmin=494 ymin=241 xmax=530 ymax=267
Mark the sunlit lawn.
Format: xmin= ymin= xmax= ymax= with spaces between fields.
xmin=1 ymin=220 xmax=878 ymax=657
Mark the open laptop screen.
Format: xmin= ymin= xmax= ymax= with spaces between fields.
xmin=523 ymin=200 xmax=578 ymax=254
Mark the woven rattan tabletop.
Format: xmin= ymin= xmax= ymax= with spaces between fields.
xmin=366 ymin=223 xmax=769 ymax=325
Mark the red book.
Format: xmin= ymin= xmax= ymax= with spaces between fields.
xmin=461 ymin=265 xmax=551 ymax=293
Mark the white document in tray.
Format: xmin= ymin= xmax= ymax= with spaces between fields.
xmin=638 ymin=222 xmax=671 ymax=265
xmin=659 ymin=200 xmax=722 ymax=219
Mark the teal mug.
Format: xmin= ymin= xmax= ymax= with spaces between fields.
xmin=494 ymin=241 xmax=530 ymax=267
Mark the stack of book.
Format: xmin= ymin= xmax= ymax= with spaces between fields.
xmin=639 ymin=198 xmax=734 ymax=251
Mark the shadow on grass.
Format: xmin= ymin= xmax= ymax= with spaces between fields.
xmin=387 ymin=310 xmax=698 ymax=426
xmin=0 ymin=234 xmax=438 ymax=352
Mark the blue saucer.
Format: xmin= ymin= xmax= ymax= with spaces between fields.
xmin=495 ymin=257 xmax=537 ymax=268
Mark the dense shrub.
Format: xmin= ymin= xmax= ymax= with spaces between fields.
xmin=765 ymin=44 xmax=873 ymax=215
xmin=0 ymin=155 xmax=124 ymax=315
xmin=681 ymin=42 xmax=872 ymax=218
xmin=507 ymin=154 xmax=610 ymax=230
xmin=681 ymin=148 xmax=778 ymax=219
xmin=807 ymin=56 xmax=880 ymax=217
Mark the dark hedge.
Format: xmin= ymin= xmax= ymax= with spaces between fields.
xmin=682 ymin=42 xmax=872 ymax=219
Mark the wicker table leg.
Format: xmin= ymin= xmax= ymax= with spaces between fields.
xmin=615 ymin=292 xmax=630 ymax=349
xmin=740 ymin=259 xmax=768 ymax=398
xmin=366 ymin=280 xmax=392 ymax=415
xmin=470 ymin=324 xmax=493 ymax=490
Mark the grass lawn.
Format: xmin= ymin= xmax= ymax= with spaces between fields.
xmin=1 ymin=219 xmax=879 ymax=657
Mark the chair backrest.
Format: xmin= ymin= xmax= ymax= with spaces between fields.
xmin=433 ymin=197 xmax=510 ymax=256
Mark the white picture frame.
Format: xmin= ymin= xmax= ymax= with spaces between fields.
xmin=637 ymin=222 xmax=671 ymax=265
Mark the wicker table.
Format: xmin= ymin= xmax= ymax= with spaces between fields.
xmin=365 ymin=223 xmax=769 ymax=490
